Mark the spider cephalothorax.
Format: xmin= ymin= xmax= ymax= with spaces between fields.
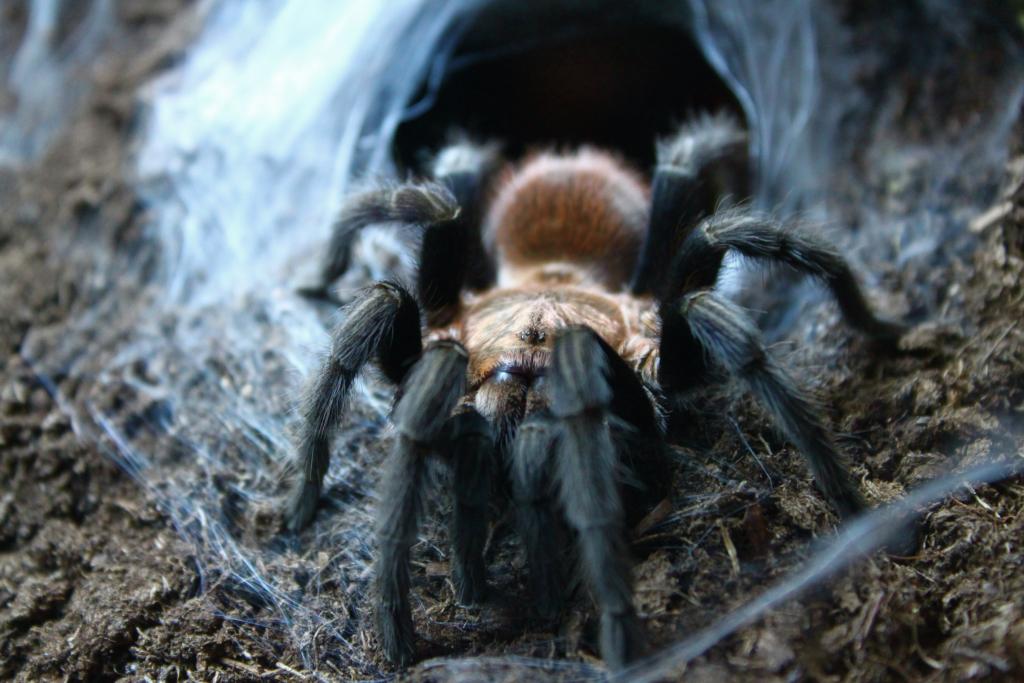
xmin=284 ymin=115 xmax=904 ymax=670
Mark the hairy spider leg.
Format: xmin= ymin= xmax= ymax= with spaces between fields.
xmin=545 ymin=327 xmax=670 ymax=670
xmin=311 ymin=138 xmax=499 ymax=320
xmin=310 ymin=182 xmax=469 ymax=324
xmin=663 ymin=208 xmax=906 ymax=343
xmin=510 ymin=409 xmax=567 ymax=619
xmin=285 ymin=282 xmax=422 ymax=532
xmin=376 ymin=341 xmax=468 ymax=666
xmin=630 ymin=113 xmax=748 ymax=297
xmin=660 ymin=291 xmax=867 ymax=519
xmin=432 ymin=137 xmax=502 ymax=291
xmin=444 ymin=408 xmax=495 ymax=606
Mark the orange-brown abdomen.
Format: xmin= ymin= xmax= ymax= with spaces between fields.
xmin=484 ymin=149 xmax=648 ymax=290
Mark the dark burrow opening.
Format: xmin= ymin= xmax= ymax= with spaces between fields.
xmin=393 ymin=3 xmax=743 ymax=171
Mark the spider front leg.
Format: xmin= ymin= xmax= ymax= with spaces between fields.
xmin=376 ymin=341 xmax=468 ymax=666
xmin=510 ymin=410 xmax=567 ymax=619
xmin=285 ymin=281 xmax=421 ymax=532
xmin=660 ymin=291 xmax=866 ymax=519
xmin=547 ymin=327 xmax=654 ymax=670
xmin=445 ymin=409 xmax=494 ymax=606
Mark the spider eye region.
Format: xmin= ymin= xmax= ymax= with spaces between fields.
xmin=517 ymin=327 xmax=547 ymax=344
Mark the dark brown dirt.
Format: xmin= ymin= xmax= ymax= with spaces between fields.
xmin=1 ymin=2 xmax=1023 ymax=682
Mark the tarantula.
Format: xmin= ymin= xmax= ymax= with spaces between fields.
xmin=284 ymin=114 xmax=904 ymax=669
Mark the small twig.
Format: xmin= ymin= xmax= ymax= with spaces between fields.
xmin=220 ymin=658 xmax=264 ymax=677
xmin=978 ymin=322 xmax=1018 ymax=369
xmin=634 ymin=498 xmax=673 ymax=537
xmin=963 ymin=483 xmax=999 ymax=516
xmin=717 ymin=520 xmax=741 ymax=577
xmin=274 ymin=662 xmax=308 ymax=679
xmin=968 ymin=200 xmax=1013 ymax=233
xmin=729 ymin=417 xmax=774 ymax=487
xmin=911 ymin=619 xmax=946 ymax=671
xmin=950 ymin=647 xmax=1011 ymax=672
xmin=857 ymin=591 xmax=887 ymax=645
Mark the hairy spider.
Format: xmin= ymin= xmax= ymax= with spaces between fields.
xmin=284 ymin=114 xmax=904 ymax=670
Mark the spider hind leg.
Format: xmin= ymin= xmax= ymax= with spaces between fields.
xmin=310 ymin=179 xmax=479 ymax=327
xmin=309 ymin=182 xmax=457 ymax=299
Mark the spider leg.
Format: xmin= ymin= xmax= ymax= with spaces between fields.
xmin=431 ymin=137 xmax=502 ymax=291
xmin=376 ymin=341 xmax=468 ymax=666
xmin=631 ymin=113 xmax=748 ymax=296
xmin=444 ymin=408 xmax=494 ymax=606
xmin=664 ymin=208 xmax=906 ymax=343
xmin=547 ymin=327 xmax=651 ymax=670
xmin=285 ymin=281 xmax=421 ymax=532
xmin=660 ymin=291 xmax=866 ymax=519
xmin=510 ymin=409 xmax=567 ymax=619
xmin=310 ymin=181 xmax=471 ymax=325
xmin=315 ymin=182 xmax=455 ymax=293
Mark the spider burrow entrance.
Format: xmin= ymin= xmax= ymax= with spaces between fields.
xmin=394 ymin=3 xmax=744 ymax=171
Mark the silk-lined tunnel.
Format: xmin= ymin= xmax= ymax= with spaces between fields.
xmin=394 ymin=2 xmax=743 ymax=170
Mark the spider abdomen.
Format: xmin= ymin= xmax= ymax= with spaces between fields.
xmin=484 ymin=149 xmax=648 ymax=290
